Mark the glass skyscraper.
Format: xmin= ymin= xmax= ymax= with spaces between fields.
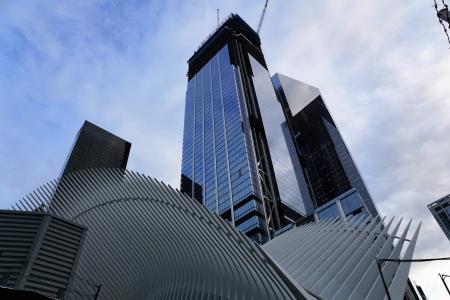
xmin=180 ymin=14 xmax=303 ymax=243
xmin=272 ymin=73 xmax=379 ymax=219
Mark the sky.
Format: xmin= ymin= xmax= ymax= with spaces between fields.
xmin=1 ymin=0 xmax=450 ymax=298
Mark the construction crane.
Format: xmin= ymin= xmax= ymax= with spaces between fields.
xmin=438 ymin=7 xmax=450 ymax=24
xmin=256 ymin=0 xmax=269 ymax=34
xmin=433 ymin=0 xmax=450 ymax=46
xmin=217 ymin=9 xmax=220 ymax=27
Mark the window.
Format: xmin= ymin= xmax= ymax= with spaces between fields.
xmin=317 ymin=204 xmax=340 ymax=220
xmin=340 ymin=193 xmax=364 ymax=215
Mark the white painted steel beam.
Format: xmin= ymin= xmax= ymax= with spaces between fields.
xmin=263 ymin=215 xmax=420 ymax=300
xmin=13 ymin=168 xmax=306 ymax=300
xmin=13 ymin=168 xmax=420 ymax=300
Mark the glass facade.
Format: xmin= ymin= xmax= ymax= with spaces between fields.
xmin=316 ymin=189 xmax=367 ymax=221
xmin=340 ymin=192 xmax=365 ymax=216
xmin=248 ymin=56 xmax=306 ymax=213
xmin=234 ymin=200 xmax=263 ymax=220
xmin=317 ymin=203 xmax=340 ymax=220
xmin=181 ymin=45 xmax=267 ymax=241
xmin=272 ymin=73 xmax=378 ymax=218
xmin=323 ymin=117 xmax=377 ymax=217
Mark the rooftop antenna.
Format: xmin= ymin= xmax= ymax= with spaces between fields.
xmin=217 ymin=9 xmax=220 ymax=27
xmin=256 ymin=0 xmax=269 ymax=34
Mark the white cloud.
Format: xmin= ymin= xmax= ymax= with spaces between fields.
xmin=1 ymin=0 xmax=449 ymax=298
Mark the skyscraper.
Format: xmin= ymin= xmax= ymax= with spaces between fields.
xmin=180 ymin=14 xmax=303 ymax=243
xmin=272 ymin=73 xmax=378 ymax=219
xmin=428 ymin=194 xmax=450 ymax=241
xmin=61 ymin=120 xmax=131 ymax=176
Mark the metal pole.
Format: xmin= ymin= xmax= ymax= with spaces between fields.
xmin=439 ymin=274 xmax=450 ymax=295
xmin=94 ymin=284 xmax=101 ymax=300
xmin=375 ymin=257 xmax=450 ymax=299
xmin=376 ymin=259 xmax=392 ymax=300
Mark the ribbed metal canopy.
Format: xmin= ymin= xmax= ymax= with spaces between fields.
xmin=11 ymin=168 xmax=419 ymax=300
xmin=12 ymin=168 xmax=305 ymax=299
xmin=263 ymin=215 xmax=420 ymax=300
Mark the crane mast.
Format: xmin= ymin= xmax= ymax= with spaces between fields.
xmin=256 ymin=0 xmax=269 ymax=34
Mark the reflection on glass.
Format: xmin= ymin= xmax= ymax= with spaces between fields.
xmin=249 ymin=55 xmax=305 ymax=213
xmin=272 ymin=73 xmax=379 ymax=218
xmin=180 ymin=45 xmax=267 ymax=235
xmin=317 ymin=204 xmax=340 ymax=220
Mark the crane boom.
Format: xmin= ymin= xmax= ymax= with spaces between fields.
xmin=256 ymin=0 xmax=269 ymax=34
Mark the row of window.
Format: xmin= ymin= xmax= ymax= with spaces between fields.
xmin=234 ymin=200 xmax=263 ymax=220
xmin=316 ymin=191 xmax=367 ymax=220
xmin=181 ymin=45 xmax=261 ymax=226
xmin=236 ymin=216 xmax=266 ymax=233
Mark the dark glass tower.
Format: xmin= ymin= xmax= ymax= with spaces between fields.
xmin=272 ymin=73 xmax=378 ymax=219
xmin=61 ymin=120 xmax=131 ymax=176
xmin=180 ymin=14 xmax=301 ymax=243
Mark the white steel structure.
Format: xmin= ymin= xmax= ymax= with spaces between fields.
xmin=11 ymin=168 xmax=306 ymax=299
xmin=263 ymin=216 xmax=421 ymax=300
xmin=10 ymin=168 xmax=419 ymax=299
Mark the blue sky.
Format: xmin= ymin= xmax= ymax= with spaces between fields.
xmin=1 ymin=0 xmax=450 ymax=298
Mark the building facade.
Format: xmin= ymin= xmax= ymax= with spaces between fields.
xmin=428 ymin=194 xmax=450 ymax=240
xmin=61 ymin=120 xmax=131 ymax=177
xmin=272 ymin=73 xmax=378 ymax=219
xmin=0 ymin=210 xmax=86 ymax=299
xmin=180 ymin=14 xmax=303 ymax=242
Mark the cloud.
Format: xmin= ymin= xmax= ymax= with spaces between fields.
xmin=261 ymin=1 xmax=450 ymax=298
xmin=1 ymin=0 xmax=449 ymax=298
